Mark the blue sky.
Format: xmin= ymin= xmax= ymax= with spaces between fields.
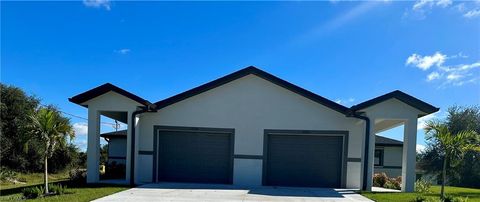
xmin=2 ymin=1 xmax=479 ymax=152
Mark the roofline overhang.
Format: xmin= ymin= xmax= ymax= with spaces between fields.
xmin=350 ymin=90 xmax=440 ymax=116
xmin=68 ymin=83 xmax=151 ymax=107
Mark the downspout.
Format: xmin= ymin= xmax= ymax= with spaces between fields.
xmin=346 ymin=110 xmax=370 ymax=191
xmin=130 ymin=104 xmax=157 ymax=187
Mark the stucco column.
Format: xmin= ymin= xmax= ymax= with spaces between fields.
xmin=134 ymin=115 xmax=140 ymax=184
xmin=125 ymin=111 xmax=133 ymax=183
xmin=87 ymin=109 xmax=100 ymax=183
xmin=365 ymin=119 xmax=376 ymax=191
xmin=402 ymin=117 xmax=417 ymax=192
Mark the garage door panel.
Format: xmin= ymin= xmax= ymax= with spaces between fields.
xmin=157 ymin=129 xmax=233 ymax=184
xmin=265 ymin=134 xmax=344 ymax=188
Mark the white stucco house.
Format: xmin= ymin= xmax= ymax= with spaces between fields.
xmin=69 ymin=66 xmax=438 ymax=192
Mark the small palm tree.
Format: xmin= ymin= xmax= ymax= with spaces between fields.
xmin=425 ymin=121 xmax=479 ymax=199
xmin=30 ymin=107 xmax=74 ymax=194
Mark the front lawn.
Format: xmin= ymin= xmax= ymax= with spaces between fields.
xmin=0 ymin=183 xmax=129 ymax=202
xmin=0 ymin=172 xmax=129 ymax=201
xmin=361 ymin=186 xmax=480 ymax=202
xmin=0 ymin=172 xmax=69 ymax=190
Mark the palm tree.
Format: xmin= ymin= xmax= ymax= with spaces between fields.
xmin=424 ymin=121 xmax=479 ymax=199
xmin=30 ymin=107 xmax=74 ymax=194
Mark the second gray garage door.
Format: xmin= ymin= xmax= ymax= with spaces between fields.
xmin=263 ymin=130 xmax=347 ymax=188
xmin=155 ymin=126 xmax=234 ymax=184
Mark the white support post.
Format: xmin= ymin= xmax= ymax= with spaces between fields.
xmin=125 ymin=111 xmax=133 ymax=183
xmin=402 ymin=117 xmax=417 ymax=192
xmin=134 ymin=115 xmax=140 ymax=184
xmin=365 ymin=119 xmax=376 ymax=191
xmin=87 ymin=109 xmax=100 ymax=183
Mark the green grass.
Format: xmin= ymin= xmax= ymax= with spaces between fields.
xmin=1 ymin=172 xmax=69 ymax=190
xmin=361 ymin=186 xmax=480 ymax=202
xmin=0 ymin=173 xmax=129 ymax=201
xmin=0 ymin=183 xmax=129 ymax=202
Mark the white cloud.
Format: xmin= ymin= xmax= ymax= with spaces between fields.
xmin=427 ymin=72 xmax=440 ymax=81
xmin=73 ymin=122 xmax=88 ymax=136
xmin=407 ymin=0 xmax=479 ymax=19
xmin=335 ymin=98 xmax=356 ymax=106
xmin=406 ymin=52 xmax=446 ymax=70
xmin=417 ymin=144 xmax=426 ymax=153
xmin=417 ymin=111 xmax=439 ymax=130
xmin=115 ymin=49 xmax=131 ymax=55
xmin=413 ymin=0 xmax=433 ymax=11
xmin=436 ymin=0 xmax=452 ymax=8
xmin=407 ymin=51 xmax=480 ymax=87
xmin=464 ymin=9 xmax=480 ymax=18
xmin=446 ymin=73 xmax=462 ymax=81
xmin=83 ymin=0 xmax=111 ymax=10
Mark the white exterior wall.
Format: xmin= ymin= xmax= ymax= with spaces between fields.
xmin=137 ymin=75 xmax=365 ymax=188
xmin=108 ymin=138 xmax=127 ymax=164
xmin=374 ymin=146 xmax=403 ymax=177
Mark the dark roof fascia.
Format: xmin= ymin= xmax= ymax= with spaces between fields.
xmin=100 ymin=130 xmax=127 ymax=138
xmin=153 ymin=66 xmax=350 ymax=115
xmin=69 ymin=83 xmax=151 ymax=107
xmin=350 ymin=90 xmax=439 ymax=115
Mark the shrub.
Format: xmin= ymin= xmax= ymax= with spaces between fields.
xmin=49 ymin=183 xmax=67 ymax=195
xmin=22 ymin=186 xmax=44 ymax=199
xmin=0 ymin=166 xmax=17 ymax=183
xmin=412 ymin=196 xmax=440 ymax=202
xmin=101 ymin=161 xmax=126 ymax=180
xmin=373 ymin=173 xmax=388 ymax=187
xmin=69 ymin=168 xmax=86 ymax=184
xmin=413 ymin=195 xmax=427 ymax=202
xmin=415 ymin=179 xmax=432 ymax=193
xmin=383 ymin=176 xmax=401 ymax=190
xmin=443 ymin=195 xmax=469 ymax=202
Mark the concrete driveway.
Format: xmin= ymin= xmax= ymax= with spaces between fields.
xmin=93 ymin=183 xmax=373 ymax=202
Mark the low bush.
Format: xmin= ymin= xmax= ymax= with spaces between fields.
xmin=101 ymin=161 xmax=126 ymax=180
xmin=383 ymin=176 xmax=402 ymax=190
xmin=0 ymin=166 xmax=17 ymax=183
xmin=49 ymin=183 xmax=67 ymax=195
xmin=415 ymin=179 xmax=432 ymax=193
xmin=22 ymin=186 xmax=44 ymax=199
xmin=69 ymin=168 xmax=87 ymax=184
xmin=443 ymin=195 xmax=469 ymax=202
xmin=373 ymin=173 xmax=388 ymax=187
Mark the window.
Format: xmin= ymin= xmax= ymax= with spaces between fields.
xmin=374 ymin=149 xmax=384 ymax=166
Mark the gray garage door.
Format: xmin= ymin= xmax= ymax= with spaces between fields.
xmin=157 ymin=128 xmax=233 ymax=184
xmin=264 ymin=133 xmax=344 ymax=188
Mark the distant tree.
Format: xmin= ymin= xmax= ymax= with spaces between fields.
xmin=0 ymin=84 xmax=40 ymax=171
xmin=424 ymin=121 xmax=479 ymax=199
xmin=30 ymin=107 xmax=75 ymax=194
xmin=418 ymin=106 xmax=480 ymax=188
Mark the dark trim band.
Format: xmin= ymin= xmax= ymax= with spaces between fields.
xmin=138 ymin=150 xmax=153 ymax=155
xmin=234 ymin=154 xmax=263 ymax=159
xmin=347 ymin=158 xmax=362 ymax=162
xmin=108 ymin=156 xmax=126 ymax=160
xmin=375 ymin=166 xmax=402 ymax=169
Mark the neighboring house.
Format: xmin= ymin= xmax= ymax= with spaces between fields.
xmin=100 ymin=130 xmax=127 ymax=165
xmin=69 ymin=66 xmax=438 ymax=192
xmin=374 ymin=135 xmax=403 ymax=178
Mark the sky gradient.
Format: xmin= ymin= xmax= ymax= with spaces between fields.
xmin=2 ymin=1 xmax=479 ymax=151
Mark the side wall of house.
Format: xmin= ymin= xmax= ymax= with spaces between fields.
xmin=374 ymin=146 xmax=403 ymax=177
xmin=107 ymin=138 xmax=127 ymax=165
xmin=136 ymin=75 xmax=365 ymax=188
